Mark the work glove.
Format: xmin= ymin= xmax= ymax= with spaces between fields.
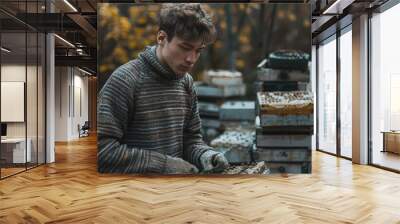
xmin=164 ymin=156 xmax=199 ymax=174
xmin=200 ymin=150 xmax=229 ymax=173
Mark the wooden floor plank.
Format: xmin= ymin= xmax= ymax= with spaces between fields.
xmin=0 ymin=135 xmax=400 ymax=223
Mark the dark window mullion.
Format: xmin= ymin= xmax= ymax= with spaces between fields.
xmin=0 ymin=23 xmax=2 ymax=179
xmin=367 ymin=11 xmax=373 ymax=165
xmin=336 ymin=29 xmax=341 ymax=157
xmin=36 ymin=0 xmax=39 ymax=168
xmin=25 ymin=0 xmax=28 ymax=171
xmin=316 ymin=44 xmax=319 ymax=151
xmin=44 ymin=0 xmax=48 ymax=165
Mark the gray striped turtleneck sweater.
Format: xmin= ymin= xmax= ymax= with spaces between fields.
xmin=97 ymin=45 xmax=213 ymax=173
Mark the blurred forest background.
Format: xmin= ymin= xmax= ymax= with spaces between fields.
xmin=98 ymin=3 xmax=311 ymax=90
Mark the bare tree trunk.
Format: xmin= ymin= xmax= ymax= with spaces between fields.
xmin=264 ymin=5 xmax=277 ymax=58
xmin=225 ymin=5 xmax=235 ymax=71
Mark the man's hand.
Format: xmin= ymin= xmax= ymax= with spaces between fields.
xmin=164 ymin=156 xmax=199 ymax=174
xmin=200 ymin=150 xmax=229 ymax=173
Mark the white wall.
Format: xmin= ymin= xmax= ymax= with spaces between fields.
xmin=1 ymin=63 xmax=46 ymax=164
xmin=1 ymin=64 xmax=26 ymax=81
xmin=1 ymin=65 xmax=35 ymax=138
xmin=54 ymin=67 xmax=89 ymax=141
xmin=71 ymin=71 xmax=89 ymax=139
xmin=1 ymin=65 xmax=26 ymax=132
xmin=55 ymin=67 xmax=69 ymax=141
xmin=1 ymin=82 xmax=25 ymax=122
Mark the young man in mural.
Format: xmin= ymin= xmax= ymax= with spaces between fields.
xmin=97 ymin=3 xmax=229 ymax=174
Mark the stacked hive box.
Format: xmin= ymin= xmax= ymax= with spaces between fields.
xmin=196 ymin=70 xmax=246 ymax=98
xmin=254 ymin=51 xmax=310 ymax=93
xmin=219 ymin=101 xmax=255 ymax=122
xmin=210 ymin=128 xmax=255 ymax=164
xmin=212 ymin=101 xmax=256 ymax=164
xmin=255 ymin=91 xmax=313 ymax=173
xmin=254 ymin=50 xmax=313 ymax=174
xmin=197 ymin=101 xmax=221 ymax=143
xmin=195 ymin=70 xmax=247 ymax=143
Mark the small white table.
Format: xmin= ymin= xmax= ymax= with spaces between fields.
xmin=1 ymin=138 xmax=31 ymax=163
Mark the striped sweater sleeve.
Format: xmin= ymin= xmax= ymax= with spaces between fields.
xmin=183 ymin=76 xmax=214 ymax=169
xmin=97 ymin=65 xmax=167 ymax=173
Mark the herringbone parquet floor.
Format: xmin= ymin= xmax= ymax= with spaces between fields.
xmin=1 ymin=135 xmax=400 ymax=223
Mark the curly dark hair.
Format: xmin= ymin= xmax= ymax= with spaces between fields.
xmin=159 ymin=3 xmax=216 ymax=45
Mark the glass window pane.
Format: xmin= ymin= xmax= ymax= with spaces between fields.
xmin=340 ymin=29 xmax=352 ymax=158
xmin=38 ymin=32 xmax=45 ymax=165
xmin=26 ymin=0 xmax=39 ymax=169
xmin=27 ymin=31 xmax=38 ymax=169
xmin=318 ymin=37 xmax=337 ymax=154
xmin=371 ymin=3 xmax=400 ymax=171
xmin=1 ymin=30 xmax=27 ymax=177
xmin=1 ymin=0 xmax=46 ymax=179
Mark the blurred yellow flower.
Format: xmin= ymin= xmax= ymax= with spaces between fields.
xmin=236 ymin=59 xmax=245 ymax=69
xmin=288 ymin=13 xmax=296 ymax=22
xmin=304 ymin=19 xmax=310 ymax=27
xmin=113 ymin=47 xmax=128 ymax=63
xmin=119 ymin=17 xmax=131 ymax=32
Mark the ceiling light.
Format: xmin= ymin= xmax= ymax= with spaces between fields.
xmin=322 ymin=0 xmax=354 ymax=15
xmin=78 ymin=67 xmax=93 ymax=76
xmin=54 ymin=34 xmax=75 ymax=48
xmin=1 ymin=47 xmax=11 ymax=53
xmin=63 ymin=0 xmax=78 ymax=12
xmin=323 ymin=0 xmax=341 ymax=14
xmin=76 ymin=48 xmax=85 ymax=55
